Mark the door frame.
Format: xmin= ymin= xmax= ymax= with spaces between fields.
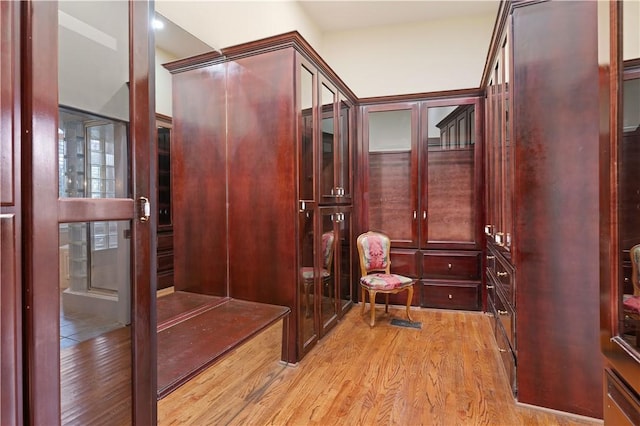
xmin=21 ymin=1 xmax=156 ymax=423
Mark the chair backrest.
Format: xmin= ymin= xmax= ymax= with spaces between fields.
xmin=356 ymin=231 xmax=391 ymax=277
xmin=630 ymin=244 xmax=640 ymax=296
xmin=321 ymin=231 xmax=335 ymax=270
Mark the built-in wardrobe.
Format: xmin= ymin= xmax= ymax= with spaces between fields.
xmin=599 ymin=1 xmax=640 ymax=424
xmin=483 ymin=0 xmax=602 ymax=418
xmin=358 ymin=96 xmax=484 ymax=311
xmin=165 ymin=32 xmax=356 ymax=363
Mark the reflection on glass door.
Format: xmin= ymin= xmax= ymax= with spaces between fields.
xmin=57 ymin=1 xmax=134 ymax=424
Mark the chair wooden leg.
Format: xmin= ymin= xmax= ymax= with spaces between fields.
xmin=369 ymin=290 xmax=377 ymax=327
xmin=385 ymin=294 xmax=389 ymax=313
xmin=405 ymin=285 xmax=414 ymax=322
xmin=361 ymin=286 xmax=366 ymax=315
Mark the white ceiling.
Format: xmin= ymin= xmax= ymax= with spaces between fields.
xmin=155 ymin=0 xmax=500 ymax=59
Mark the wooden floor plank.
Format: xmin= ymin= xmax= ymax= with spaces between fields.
xmin=159 ymin=307 xmax=603 ymax=426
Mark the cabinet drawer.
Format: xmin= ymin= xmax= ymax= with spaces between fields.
xmin=495 ymin=288 xmax=515 ymax=349
xmin=494 ymin=258 xmax=514 ymax=308
xmin=605 ymin=369 xmax=640 ymax=426
xmin=422 ymin=280 xmax=480 ymax=310
xmin=390 ymin=249 xmax=418 ymax=277
xmin=158 ymin=271 xmax=174 ymax=290
xmin=158 ymin=233 xmax=173 ymax=251
xmin=158 ymin=252 xmax=173 ymax=272
xmin=495 ymin=324 xmax=517 ymax=397
xmin=422 ymin=251 xmax=480 ymax=280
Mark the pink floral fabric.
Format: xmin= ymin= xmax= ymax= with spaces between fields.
xmin=361 ymin=234 xmax=389 ymax=271
xmin=624 ymin=295 xmax=640 ymax=314
xmin=360 ymin=273 xmax=413 ymax=291
xmin=322 ymin=231 xmax=335 ymax=268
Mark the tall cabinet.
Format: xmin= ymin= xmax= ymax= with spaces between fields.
xmin=166 ymin=32 xmax=355 ymax=363
xmin=600 ymin=1 xmax=640 ymax=424
xmin=360 ymin=96 xmax=483 ymax=311
xmin=483 ymin=0 xmax=602 ymax=418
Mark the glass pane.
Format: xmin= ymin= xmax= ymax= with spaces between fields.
xmin=58 ymin=1 xmax=131 ymax=424
xmin=299 ymin=65 xmax=314 ymax=201
xmin=338 ymin=98 xmax=350 ymax=195
xmin=367 ymin=109 xmax=413 ymax=240
xmin=158 ymin=125 xmax=172 ymax=226
xmin=59 ymin=108 xmax=128 ymax=199
xmin=321 ymin=83 xmax=335 ymax=198
xmin=320 ymin=212 xmax=337 ymax=328
xmin=59 ymin=220 xmax=131 ymax=424
xmin=339 ymin=210 xmax=352 ymax=313
xmin=427 ymin=105 xmax=475 ymax=243
xmin=299 ymin=209 xmax=317 ymax=348
xmin=620 ymin=72 xmax=640 ymax=350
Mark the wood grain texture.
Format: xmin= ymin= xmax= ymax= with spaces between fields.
xmin=159 ymin=307 xmax=602 ymax=426
xmin=512 ymin=1 xmax=602 ymax=418
xmin=171 ymin=62 xmax=227 ymax=296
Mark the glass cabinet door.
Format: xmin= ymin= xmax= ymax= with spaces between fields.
xmin=337 ymin=207 xmax=353 ymax=316
xmin=319 ymin=207 xmax=339 ymax=333
xmin=298 ymin=206 xmax=318 ymax=356
xmin=336 ymin=93 xmax=352 ymax=203
xmin=424 ymin=102 xmax=478 ymax=248
xmin=364 ymin=103 xmax=419 ymax=247
xmin=298 ymin=57 xmax=316 ymax=202
xmin=319 ymin=78 xmax=337 ymax=203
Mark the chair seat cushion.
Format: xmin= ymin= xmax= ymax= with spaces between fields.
xmin=623 ymin=295 xmax=640 ymax=314
xmin=301 ymin=267 xmax=330 ymax=281
xmin=360 ymin=273 xmax=413 ymax=291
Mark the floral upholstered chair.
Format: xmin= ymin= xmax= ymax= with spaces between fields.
xmin=301 ymin=231 xmax=335 ymax=317
xmin=356 ymin=231 xmax=415 ymax=327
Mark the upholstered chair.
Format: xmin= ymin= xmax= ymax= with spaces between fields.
xmin=301 ymin=231 xmax=335 ymax=317
xmin=356 ymin=231 xmax=415 ymax=327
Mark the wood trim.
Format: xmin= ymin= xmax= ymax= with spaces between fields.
xmin=58 ymin=198 xmax=135 ymax=223
xmin=164 ymin=31 xmax=358 ymax=103
xmin=359 ymin=88 xmax=483 ymax=106
xmin=155 ymin=112 xmax=172 ymax=124
xmin=21 ymin=1 xmax=61 ymax=423
xmin=480 ymin=0 xmax=511 ymax=90
xmin=130 ymin=1 xmax=157 ymax=423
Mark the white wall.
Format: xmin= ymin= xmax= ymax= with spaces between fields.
xmin=156 ymin=2 xmax=497 ymax=99
xmin=155 ymin=1 xmax=323 ymax=54
xmin=156 ymin=48 xmax=177 ymax=117
xmin=321 ymin=14 xmax=496 ymax=97
xmin=623 ymin=0 xmax=639 ymax=60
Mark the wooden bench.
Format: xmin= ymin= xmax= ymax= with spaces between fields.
xmin=157 ymin=291 xmax=290 ymax=398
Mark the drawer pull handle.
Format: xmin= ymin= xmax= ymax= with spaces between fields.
xmin=448 ymin=263 xmax=452 ymax=270
xmin=448 ymin=294 xmax=453 ymax=299
xmin=486 ymin=255 xmax=495 ymax=260
xmin=497 ymin=272 xmax=508 ymax=277
xmin=486 ymin=285 xmax=494 ymax=289
xmin=498 ymin=309 xmax=508 ymax=315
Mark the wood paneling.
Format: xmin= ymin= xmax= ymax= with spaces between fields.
xmin=0 ymin=1 xmax=21 ymax=424
xmin=171 ymin=62 xmax=227 ymax=296
xmin=512 ymin=0 xmax=602 ymax=417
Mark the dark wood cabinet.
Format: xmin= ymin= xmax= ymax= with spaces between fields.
xmin=600 ymin=2 xmax=640 ymax=424
xmin=156 ymin=114 xmax=173 ymax=290
xmin=483 ymin=0 xmax=602 ymax=418
xmin=360 ymin=97 xmax=483 ymax=311
xmin=166 ymin=33 xmax=356 ymax=363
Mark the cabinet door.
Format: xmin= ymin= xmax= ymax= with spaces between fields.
xmin=364 ymin=103 xmax=420 ymax=247
xmin=335 ymin=92 xmax=353 ymax=203
xmin=298 ymin=205 xmax=318 ymax=357
xmin=319 ymin=77 xmax=337 ymax=203
xmin=337 ymin=206 xmax=353 ymax=317
xmin=422 ymin=99 xmax=481 ymax=250
xmin=297 ymin=54 xmax=316 ymax=202
xmin=319 ymin=207 xmax=339 ymax=335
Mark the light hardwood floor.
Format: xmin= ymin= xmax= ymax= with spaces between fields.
xmin=158 ymin=306 xmax=603 ymax=426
